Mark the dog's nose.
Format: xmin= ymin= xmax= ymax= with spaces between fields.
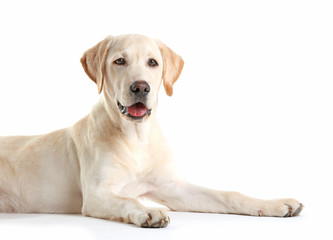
xmin=130 ymin=81 xmax=150 ymax=97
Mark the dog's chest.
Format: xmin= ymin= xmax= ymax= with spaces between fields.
xmin=107 ymin=146 xmax=152 ymax=198
xmin=121 ymin=123 xmax=152 ymax=171
xmin=103 ymin=123 xmax=160 ymax=198
xmin=126 ymin=142 xmax=148 ymax=173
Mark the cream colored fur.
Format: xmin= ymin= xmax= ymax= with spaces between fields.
xmin=0 ymin=34 xmax=302 ymax=227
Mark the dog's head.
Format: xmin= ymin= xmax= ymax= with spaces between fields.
xmin=80 ymin=34 xmax=184 ymax=122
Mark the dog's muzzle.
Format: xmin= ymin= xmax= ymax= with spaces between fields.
xmin=117 ymin=80 xmax=152 ymax=121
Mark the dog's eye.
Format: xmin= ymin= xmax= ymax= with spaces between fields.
xmin=114 ymin=58 xmax=126 ymax=65
xmin=148 ymin=58 xmax=158 ymax=67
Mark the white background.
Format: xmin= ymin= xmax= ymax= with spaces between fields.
xmin=0 ymin=0 xmax=332 ymax=239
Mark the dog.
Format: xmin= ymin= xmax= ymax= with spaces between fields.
xmin=0 ymin=34 xmax=303 ymax=227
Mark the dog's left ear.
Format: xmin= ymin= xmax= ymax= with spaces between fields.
xmin=80 ymin=36 xmax=114 ymax=94
xmin=156 ymin=40 xmax=184 ymax=96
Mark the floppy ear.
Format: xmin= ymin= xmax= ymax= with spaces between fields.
xmin=156 ymin=40 xmax=184 ymax=96
xmin=80 ymin=36 xmax=114 ymax=94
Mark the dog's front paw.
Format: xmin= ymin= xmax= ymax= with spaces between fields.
xmin=258 ymin=198 xmax=303 ymax=217
xmin=130 ymin=209 xmax=170 ymax=228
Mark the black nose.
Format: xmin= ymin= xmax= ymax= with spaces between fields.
xmin=130 ymin=81 xmax=150 ymax=97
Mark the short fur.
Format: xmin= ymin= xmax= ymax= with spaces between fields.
xmin=0 ymin=34 xmax=302 ymax=227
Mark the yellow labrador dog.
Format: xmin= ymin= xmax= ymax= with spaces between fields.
xmin=0 ymin=34 xmax=303 ymax=227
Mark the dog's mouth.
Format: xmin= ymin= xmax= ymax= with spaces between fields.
xmin=117 ymin=101 xmax=152 ymax=120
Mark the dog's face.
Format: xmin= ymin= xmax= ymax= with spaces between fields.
xmin=81 ymin=34 xmax=184 ymax=122
xmin=106 ymin=35 xmax=163 ymax=121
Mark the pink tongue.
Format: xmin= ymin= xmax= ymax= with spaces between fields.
xmin=127 ymin=103 xmax=147 ymax=117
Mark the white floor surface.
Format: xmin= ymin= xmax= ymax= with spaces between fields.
xmin=1 ymin=206 xmax=330 ymax=240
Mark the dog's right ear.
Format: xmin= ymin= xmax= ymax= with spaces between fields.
xmin=80 ymin=36 xmax=114 ymax=94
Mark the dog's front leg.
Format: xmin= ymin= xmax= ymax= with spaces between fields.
xmin=81 ymin=185 xmax=170 ymax=228
xmin=147 ymin=179 xmax=303 ymax=217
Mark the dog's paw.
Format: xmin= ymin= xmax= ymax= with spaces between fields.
xmin=131 ymin=209 xmax=170 ymax=228
xmin=258 ymin=198 xmax=303 ymax=217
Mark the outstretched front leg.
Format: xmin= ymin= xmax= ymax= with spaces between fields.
xmin=82 ymin=190 xmax=170 ymax=228
xmin=146 ymin=179 xmax=303 ymax=217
